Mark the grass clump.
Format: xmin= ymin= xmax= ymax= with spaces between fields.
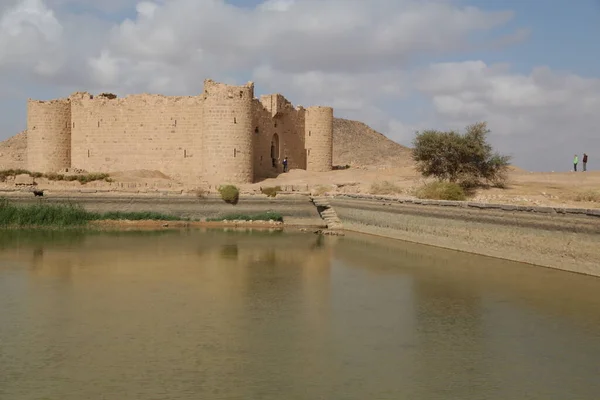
xmin=573 ymin=190 xmax=600 ymax=202
xmin=0 ymin=169 xmax=34 ymax=181
xmin=261 ymin=186 xmax=282 ymax=197
xmin=218 ymin=185 xmax=240 ymax=204
xmin=207 ymin=211 xmax=283 ymax=222
xmin=0 ymin=198 xmax=187 ymax=228
xmin=414 ymin=181 xmax=466 ymax=201
xmin=0 ymin=199 xmax=90 ymax=227
xmin=370 ymin=181 xmax=403 ymax=195
xmin=0 ymin=169 xmax=111 ymax=184
xmin=45 ymin=172 xmax=111 ymax=184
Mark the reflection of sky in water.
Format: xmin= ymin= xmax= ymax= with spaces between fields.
xmin=0 ymin=229 xmax=599 ymax=400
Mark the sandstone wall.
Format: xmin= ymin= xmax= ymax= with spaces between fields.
xmin=23 ymin=79 xmax=334 ymax=183
xmin=202 ymin=80 xmax=254 ymax=184
xmin=70 ymin=92 xmax=202 ymax=182
xmin=253 ymin=95 xmax=306 ymax=181
xmin=27 ymin=99 xmax=71 ymax=172
xmin=305 ymin=106 xmax=333 ymax=172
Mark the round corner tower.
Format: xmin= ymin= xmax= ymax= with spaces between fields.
xmin=305 ymin=106 xmax=333 ymax=172
xmin=202 ymin=80 xmax=254 ymax=184
xmin=27 ymin=99 xmax=72 ymax=173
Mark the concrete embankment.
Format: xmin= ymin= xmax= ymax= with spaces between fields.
xmin=330 ymin=194 xmax=600 ymax=277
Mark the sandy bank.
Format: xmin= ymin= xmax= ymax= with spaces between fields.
xmin=88 ymin=219 xmax=285 ymax=230
xmin=329 ymin=195 xmax=600 ymax=277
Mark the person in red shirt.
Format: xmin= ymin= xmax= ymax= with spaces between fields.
xmin=583 ymin=153 xmax=588 ymax=172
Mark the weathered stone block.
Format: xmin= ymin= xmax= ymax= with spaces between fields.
xmin=14 ymin=174 xmax=34 ymax=185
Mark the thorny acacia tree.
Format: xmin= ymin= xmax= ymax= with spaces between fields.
xmin=411 ymin=122 xmax=511 ymax=187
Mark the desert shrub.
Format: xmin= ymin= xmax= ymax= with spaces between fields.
xmin=370 ymin=181 xmax=403 ymax=195
xmin=76 ymin=173 xmax=110 ymax=184
xmin=412 ymin=121 xmax=511 ymax=188
xmin=414 ymin=181 xmax=466 ymax=201
xmin=98 ymin=93 xmax=117 ymax=99
xmin=261 ymin=186 xmax=282 ymax=197
xmin=207 ymin=211 xmax=283 ymax=222
xmin=333 ymin=165 xmax=351 ymax=170
xmin=574 ymin=190 xmax=600 ymax=202
xmin=0 ymin=169 xmax=32 ymax=181
xmin=218 ymin=185 xmax=240 ymax=204
xmin=0 ymin=170 xmax=111 ymax=184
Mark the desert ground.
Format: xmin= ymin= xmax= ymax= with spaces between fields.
xmin=0 ymin=120 xmax=598 ymax=209
xmin=248 ymin=165 xmax=600 ymax=209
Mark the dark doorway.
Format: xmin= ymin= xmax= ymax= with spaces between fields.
xmin=271 ymin=133 xmax=280 ymax=168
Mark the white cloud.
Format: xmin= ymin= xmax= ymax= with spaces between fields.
xmin=0 ymin=0 xmax=64 ymax=75
xmin=0 ymin=0 xmax=598 ymax=170
xmin=88 ymin=0 xmax=516 ymax=82
xmin=46 ymin=0 xmax=138 ymax=14
xmin=258 ymin=0 xmax=295 ymax=12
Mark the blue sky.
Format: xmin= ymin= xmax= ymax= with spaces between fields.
xmin=0 ymin=0 xmax=599 ymax=171
xmin=466 ymin=0 xmax=600 ymax=77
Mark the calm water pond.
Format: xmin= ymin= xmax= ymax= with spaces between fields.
xmin=1 ymin=228 xmax=599 ymax=400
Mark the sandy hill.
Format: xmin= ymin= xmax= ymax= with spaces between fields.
xmin=0 ymin=120 xmax=410 ymax=172
xmin=333 ymin=118 xmax=412 ymax=168
xmin=0 ymin=130 xmax=27 ymax=170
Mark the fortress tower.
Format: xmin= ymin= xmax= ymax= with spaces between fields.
xmin=202 ymin=80 xmax=254 ymax=184
xmin=27 ymin=99 xmax=72 ymax=172
xmin=304 ymin=106 xmax=333 ymax=172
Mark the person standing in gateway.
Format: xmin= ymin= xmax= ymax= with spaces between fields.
xmin=282 ymin=157 xmax=288 ymax=173
xmin=583 ymin=153 xmax=588 ymax=172
xmin=573 ymin=154 xmax=579 ymax=171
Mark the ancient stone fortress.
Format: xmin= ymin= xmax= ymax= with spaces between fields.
xmin=27 ymin=79 xmax=334 ymax=184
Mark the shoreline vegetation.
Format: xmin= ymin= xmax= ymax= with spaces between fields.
xmin=0 ymin=199 xmax=284 ymax=229
xmin=0 ymin=169 xmax=112 ymax=184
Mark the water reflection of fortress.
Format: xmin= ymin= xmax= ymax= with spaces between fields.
xmin=18 ymin=230 xmax=334 ymax=318
xmin=23 ymin=230 xmax=332 ymax=278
